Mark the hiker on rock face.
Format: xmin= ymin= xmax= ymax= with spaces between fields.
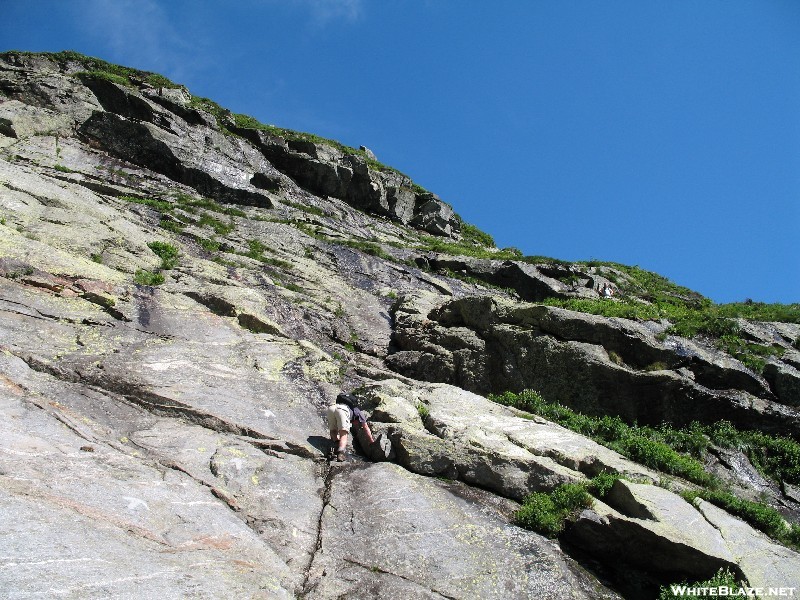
xmin=327 ymin=392 xmax=375 ymax=462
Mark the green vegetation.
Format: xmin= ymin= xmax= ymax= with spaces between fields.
xmin=159 ymin=218 xmax=185 ymax=233
xmin=173 ymin=193 xmax=247 ymax=217
xmin=515 ymin=482 xmax=593 ymax=537
xmin=134 ymin=241 xmax=179 ymax=286
xmin=282 ymin=199 xmax=327 ymax=217
xmin=455 ymin=216 xmax=495 ymax=248
xmin=147 ymin=241 xmax=179 ymax=270
xmin=53 ymin=164 xmax=76 ymax=173
xmin=121 ymin=195 xmax=173 ymax=212
xmin=681 ymin=489 xmax=800 ymax=551
xmin=199 ymin=237 xmax=221 ymax=252
xmin=715 ymin=335 xmax=785 ymax=373
xmin=543 ymin=266 xmax=799 ymax=374
xmin=6 ymin=50 xmax=185 ymax=88
xmin=90 ymin=253 xmax=103 ymax=264
xmin=490 ymin=390 xmax=714 ymax=486
xmin=238 ymin=239 xmax=292 ymax=269
xmin=134 ymin=269 xmax=165 ymax=286
xmin=5 ymin=266 xmax=34 ymax=280
xmin=415 ymin=236 xmax=518 ymax=260
xmin=585 ymin=471 xmax=623 ymax=499
xmin=492 ymin=389 xmax=800 ymax=549
xmin=659 ymin=568 xmax=742 ymax=600
xmin=342 ymin=239 xmax=393 ymax=261
xmin=704 ymin=420 xmax=800 ymax=486
xmin=198 ymin=213 xmax=234 ymax=235
xmin=229 ymin=112 xmax=403 ymax=174
xmin=416 ymin=403 xmax=430 ymax=421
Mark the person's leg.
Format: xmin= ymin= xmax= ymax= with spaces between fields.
xmin=327 ymin=405 xmax=341 ymax=458
xmin=337 ymin=430 xmax=349 ymax=452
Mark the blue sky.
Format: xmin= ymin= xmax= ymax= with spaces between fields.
xmin=3 ymin=1 xmax=798 ymax=303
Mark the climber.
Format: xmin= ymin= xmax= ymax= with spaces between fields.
xmin=327 ymin=392 xmax=393 ymax=462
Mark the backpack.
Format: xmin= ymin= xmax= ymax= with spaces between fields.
xmin=336 ymin=393 xmax=358 ymax=409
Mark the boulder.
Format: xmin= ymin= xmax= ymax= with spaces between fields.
xmin=566 ymin=480 xmax=740 ymax=581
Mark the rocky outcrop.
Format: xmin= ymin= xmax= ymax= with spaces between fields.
xmin=387 ymin=293 xmax=800 ymax=436
xmin=567 ymin=480 xmax=799 ymax=591
xmin=358 ymin=379 xmax=665 ymax=497
xmin=234 ymin=128 xmax=459 ymax=236
xmin=0 ymin=51 xmax=460 ymax=235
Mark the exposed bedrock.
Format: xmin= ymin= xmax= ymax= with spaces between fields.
xmin=387 ymin=293 xmax=800 ymax=437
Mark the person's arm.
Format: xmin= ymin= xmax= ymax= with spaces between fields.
xmin=360 ymin=421 xmax=375 ymax=444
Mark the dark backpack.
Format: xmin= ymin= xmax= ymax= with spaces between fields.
xmin=336 ymin=393 xmax=358 ymax=409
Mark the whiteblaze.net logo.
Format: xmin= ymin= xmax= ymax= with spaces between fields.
xmin=669 ymin=587 xmax=797 ymax=597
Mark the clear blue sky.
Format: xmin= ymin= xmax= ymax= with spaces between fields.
xmin=3 ymin=1 xmax=798 ymax=303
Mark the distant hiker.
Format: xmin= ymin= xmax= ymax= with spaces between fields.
xmin=327 ymin=392 xmax=393 ymax=462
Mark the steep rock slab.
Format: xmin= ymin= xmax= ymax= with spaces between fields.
xmin=694 ymin=499 xmax=800 ymax=589
xmin=304 ymin=462 xmax=619 ymax=600
xmin=0 ymin=276 xmax=330 ymax=452
xmin=79 ymin=110 xmax=274 ymax=208
xmin=0 ymin=371 xmax=295 ymax=598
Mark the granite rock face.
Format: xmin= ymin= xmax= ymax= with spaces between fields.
xmin=1 ymin=51 xmax=799 ymax=598
xmin=387 ymin=293 xmax=800 ymax=436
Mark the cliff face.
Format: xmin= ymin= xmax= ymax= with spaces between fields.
xmin=1 ymin=51 xmax=798 ymax=599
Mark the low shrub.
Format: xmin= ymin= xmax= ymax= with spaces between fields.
xmin=134 ymin=269 xmax=164 ymax=286
xmin=586 ymin=472 xmax=622 ymax=499
xmin=490 ymin=390 xmax=714 ymax=486
xmin=147 ymin=241 xmax=179 ymax=270
xmin=121 ymin=195 xmax=172 ymax=213
xmin=515 ymin=483 xmax=593 ymax=537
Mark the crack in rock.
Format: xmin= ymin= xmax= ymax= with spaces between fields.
xmin=340 ymin=557 xmax=460 ymax=600
xmin=300 ymin=461 xmax=334 ymax=597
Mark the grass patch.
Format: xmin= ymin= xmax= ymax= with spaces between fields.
xmin=490 ymin=390 xmax=715 ymax=486
xmin=515 ymin=482 xmax=593 ymax=537
xmin=159 ymin=218 xmax=185 ymax=234
xmin=682 ymin=489 xmax=800 ymax=550
xmin=120 ymin=195 xmax=173 ymax=213
xmin=342 ymin=240 xmax=393 ymax=260
xmin=455 ymin=217 xmax=495 ymax=248
xmin=544 ymin=279 xmax=798 ymax=374
xmin=493 ymin=389 xmax=800 ymax=550
xmin=283 ymin=199 xmax=326 ymax=217
xmin=53 ymin=164 xmax=76 ymax=173
xmin=147 ymin=241 xmax=179 ymax=270
xmin=134 ymin=269 xmax=165 ymax=286
xmin=199 ymin=237 xmax=221 ymax=252
xmin=659 ymin=568 xmax=742 ymax=600
xmin=173 ymin=193 xmax=247 ymax=217
xmin=198 ymin=213 xmax=234 ymax=235
xmin=7 ymin=50 xmax=185 ymax=88
xmin=238 ymin=239 xmax=292 ymax=269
